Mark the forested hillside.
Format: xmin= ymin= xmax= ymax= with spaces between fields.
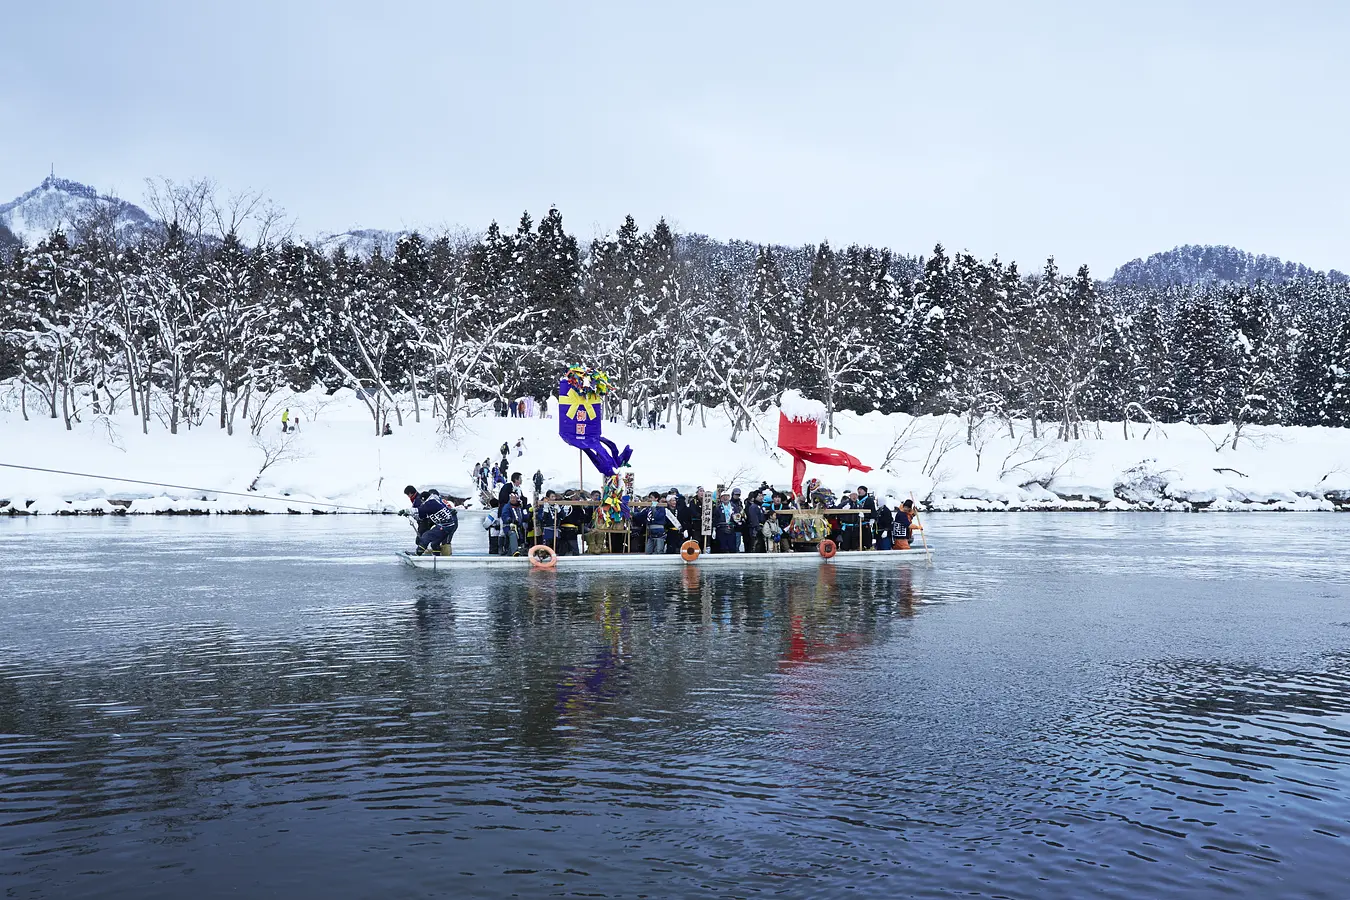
xmin=1112 ymin=244 xmax=1348 ymax=289
xmin=2 ymin=182 xmax=1348 ymax=445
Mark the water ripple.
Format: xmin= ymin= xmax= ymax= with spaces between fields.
xmin=2 ymin=514 xmax=1349 ymax=898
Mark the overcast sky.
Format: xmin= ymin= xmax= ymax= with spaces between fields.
xmin=3 ymin=0 xmax=1347 ymax=273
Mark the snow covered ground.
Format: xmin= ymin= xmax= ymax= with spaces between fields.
xmin=1 ymin=384 xmax=1348 ymax=514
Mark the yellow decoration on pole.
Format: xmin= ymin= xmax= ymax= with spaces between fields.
xmin=559 ymin=388 xmax=600 ymax=422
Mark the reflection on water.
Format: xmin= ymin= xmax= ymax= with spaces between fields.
xmin=1 ymin=514 xmax=1349 ymax=899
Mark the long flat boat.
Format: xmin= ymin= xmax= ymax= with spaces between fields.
xmin=398 ymin=547 xmax=933 ymax=570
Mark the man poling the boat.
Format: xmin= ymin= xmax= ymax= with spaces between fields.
xmin=892 ymin=499 xmax=921 ymax=550
xmin=404 ymin=485 xmax=459 ymax=555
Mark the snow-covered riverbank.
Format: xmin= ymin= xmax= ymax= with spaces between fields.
xmin=2 ymin=386 xmax=1348 ymax=514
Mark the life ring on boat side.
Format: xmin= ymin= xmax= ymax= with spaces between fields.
xmin=680 ymin=540 xmax=701 ymax=562
xmin=528 ymin=545 xmax=557 ymax=569
xmin=818 ymin=539 xmax=837 ymax=559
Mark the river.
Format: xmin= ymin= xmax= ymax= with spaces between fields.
xmin=2 ymin=514 xmax=1348 ymax=898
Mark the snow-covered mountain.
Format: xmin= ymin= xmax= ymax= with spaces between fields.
xmin=0 ymin=175 xmax=414 ymax=259
xmin=314 ymin=228 xmax=404 ymax=259
xmin=0 ymin=175 xmax=156 ymax=247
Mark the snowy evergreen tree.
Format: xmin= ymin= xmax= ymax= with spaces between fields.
xmin=524 ymin=207 xmax=581 ymax=397
xmin=905 ymin=244 xmax=954 ymax=414
xmin=1172 ymin=292 xmax=1231 ymax=424
xmin=1126 ymin=300 xmax=1176 ymax=423
xmin=1223 ymin=284 xmax=1282 ymax=445
xmin=1322 ymin=315 xmax=1350 ymax=428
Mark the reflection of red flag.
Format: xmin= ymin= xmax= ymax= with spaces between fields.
xmin=777 ymin=412 xmax=870 ymax=495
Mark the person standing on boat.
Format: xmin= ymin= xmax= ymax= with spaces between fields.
xmin=856 ymin=485 xmax=877 ymax=550
xmin=683 ymin=487 xmax=705 ymax=548
xmin=875 ymin=497 xmax=895 ymax=551
xmin=643 ymin=496 xmax=667 ymax=554
xmin=559 ymin=497 xmax=585 ymax=556
xmin=712 ymin=491 xmax=737 ymax=553
xmin=892 ymin=500 xmax=915 ymax=550
xmin=484 ymin=499 xmax=502 ymax=555
xmin=730 ymin=488 xmax=746 ymax=552
xmin=499 ymin=493 xmax=528 ymax=556
xmin=662 ymin=495 xmax=686 ymax=553
xmin=745 ymin=490 xmax=766 ymax=553
xmin=837 ymin=490 xmax=860 ymax=551
xmin=498 ymin=472 xmax=524 ymax=511
xmin=404 ymin=485 xmax=458 ymax=555
xmin=631 ymin=496 xmax=650 ymax=551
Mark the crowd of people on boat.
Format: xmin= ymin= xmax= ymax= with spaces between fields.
xmin=438 ymin=473 xmax=921 ymax=558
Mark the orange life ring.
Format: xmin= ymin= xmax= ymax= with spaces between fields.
xmin=818 ymin=539 xmax=837 ymax=559
xmin=680 ymin=540 xmax=701 ymax=562
xmin=528 ymin=544 xmax=557 ymax=569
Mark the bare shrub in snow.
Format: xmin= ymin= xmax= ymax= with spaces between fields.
xmin=249 ymin=430 xmax=306 ymax=492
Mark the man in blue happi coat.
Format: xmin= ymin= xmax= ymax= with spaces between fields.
xmin=404 ymin=485 xmax=458 ymax=555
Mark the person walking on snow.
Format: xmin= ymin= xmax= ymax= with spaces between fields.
xmin=515 ymin=438 xmax=526 ymax=457
xmin=280 ymin=408 xmax=290 ymax=433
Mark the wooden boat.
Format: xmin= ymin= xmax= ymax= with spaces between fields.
xmin=397 ymin=546 xmax=932 ymax=570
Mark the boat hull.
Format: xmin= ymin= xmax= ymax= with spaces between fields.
xmin=397 ymin=548 xmax=932 ymax=570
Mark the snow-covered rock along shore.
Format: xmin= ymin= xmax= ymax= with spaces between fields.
xmin=1 ymin=386 xmax=1347 ymax=514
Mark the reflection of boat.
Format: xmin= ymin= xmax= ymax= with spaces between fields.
xmin=397 ymin=547 xmax=932 ymax=570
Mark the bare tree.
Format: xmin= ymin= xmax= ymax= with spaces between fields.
xmin=249 ymin=430 xmax=306 ymax=491
xmin=397 ymin=300 xmax=541 ymax=434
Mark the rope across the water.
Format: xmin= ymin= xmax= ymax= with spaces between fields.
xmin=0 ymin=462 xmax=378 ymax=513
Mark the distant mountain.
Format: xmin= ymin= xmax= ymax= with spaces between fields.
xmin=1111 ymin=244 xmax=1348 ymax=288
xmin=313 ymin=228 xmax=404 ymax=259
xmin=0 ymin=175 xmax=156 ymax=248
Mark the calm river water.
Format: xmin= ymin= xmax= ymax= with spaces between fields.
xmin=2 ymin=514 xmax=1349 ymax=899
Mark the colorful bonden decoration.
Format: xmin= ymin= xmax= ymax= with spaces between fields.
xmin=557 ymin=365 xmax=633 ymax=477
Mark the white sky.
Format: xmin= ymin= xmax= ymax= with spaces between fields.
xmin=3 ymin=0 xmax=1347 ymax=274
